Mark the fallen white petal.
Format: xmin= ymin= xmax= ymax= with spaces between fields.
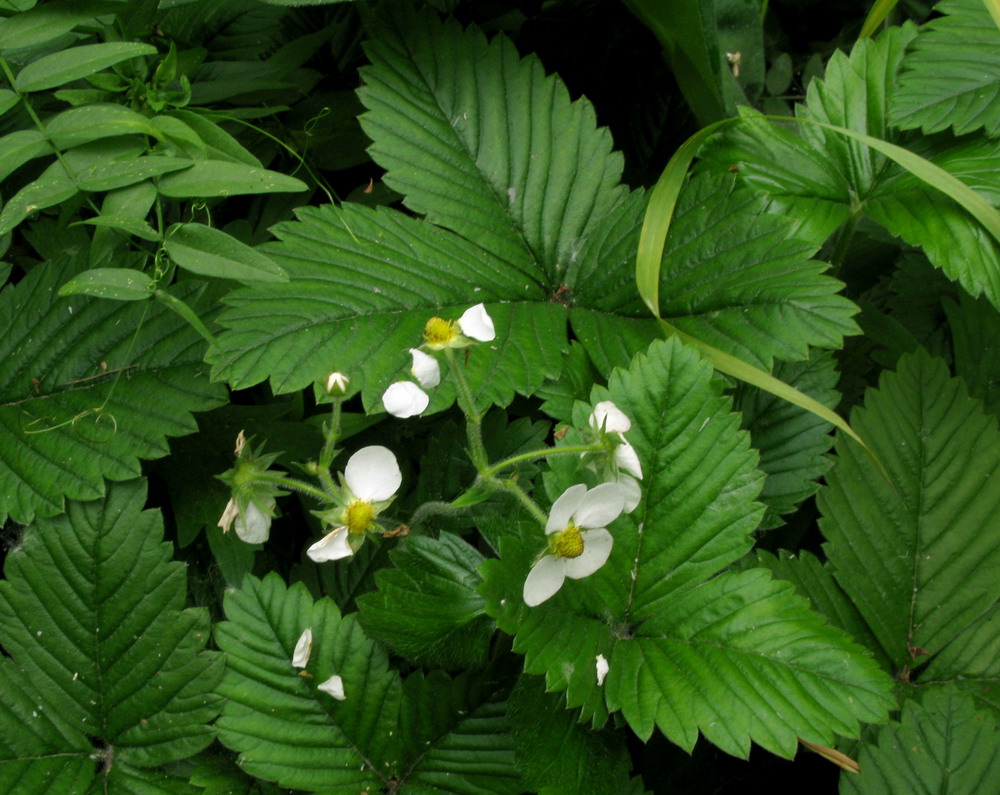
xmin=317 ymin=674 xmax=346 ymax=700
xmin=409 ymin=348 xmax=441 ymax=388
xmin=564 ymin=528 xmax=613 ymax=579
xmin=590 ymin=401 xmax=631 ymax=434
xmin=523 ymin=555 xmax=568 ymax=606
xmin=382 ymin=381 xmax=429 ymax=418
xmin=458 ymin=303 xmax=496 ymax=341
xmin=344 ymin=445 xmax=401 ymax=502
xmin=572 ymin=482 xmax=626 ymax=530
xmin=596 ymin=654 xmax=609 ymax=686
xmin=307 ymin=526 xmax=353 ymax=562
xmin=292 ymin=628 xmax=313 ymax=668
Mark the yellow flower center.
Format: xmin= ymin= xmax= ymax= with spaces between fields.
xmin=343 ymin=500 xmax=376 ymax=534
xmin=423 ymin=316 xmax=457 ymax=349
xmin=549 ymin=524 xmax=584 ymax=558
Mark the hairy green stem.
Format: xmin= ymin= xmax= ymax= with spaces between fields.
xmin=444 ymin=348 xmax=489 ymax=471
xmin=481 ymin=442 xmax=605 ymax=479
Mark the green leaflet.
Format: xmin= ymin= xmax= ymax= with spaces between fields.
xmin=480 ymin=338 xmax=894 ymax=758
xmin=842 ymin=686 xmax=1000 ymax=794
xmin=14 ymin=42 xmax=158 ymax=92
xmin=0 ymin=257 xmax=226 ymax=524
xmin=0 ymin=480 xmax=223 ymax=791
xmin=164 ymin=222 xmax=289 ymax=283
xmin=215 ymin=573 xmax=521 ymax=793
xmin=890 ymin=0 xmax=1000 ymax=137
xmin=818 ymin=349 xmax=1000 ymax=672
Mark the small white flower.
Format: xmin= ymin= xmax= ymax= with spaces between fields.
xmin=219 ymin=497 xmax=274 ymax=544
xmin=522 ymin=483 xmax=626 ymax=606
xmin=382 ymin=381 xmax=429 ymax=418
xmin=457 ymin=303 xmax=496 ymax=342
xmin=292 ymin=628 xmax=312 ymax=668
xmin=589 ymin=401 xmax=631 ymax=434
xmin=409 ymin=349 xmax=441 ymax=389
xmin=325 ymin=371 xmax=350 ymax=395
xmin=307 ymin=446 xmax=402 ymax=563
xmin=317 ymin=674 xmax=346 ymax=700
xmin=596 ymin=654 xmax=609 ymax=686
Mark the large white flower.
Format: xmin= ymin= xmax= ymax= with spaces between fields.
xmin=307 ymin=446 xmax=402 ymax=562
xmin=522 ymin=482 xmax=626 ymax=606
xmin=458 ymin=303 xmax=496 ymax=342
xmin=409 ymin=348 xmax=441 ymax=388
xmin=382 ymin=381 xmax=429 ymax=418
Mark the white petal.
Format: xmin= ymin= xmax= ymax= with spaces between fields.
xmin=596 ymin=654 xmax=609 ymax=686
xmin=218 ymin=498 xmax=238 ymax=533
xmin=409 ymin=349 xmax=441 ymax=388
xmin=344 ymin=445 xmax=402 ymax=502
xmin=236 ymin=500 xmax=272 ymax=544
xmin=572 ymin=482 xmax=626 ymax=529
xmin=589 ymin=401 xmax=631 ymax=433
xmin=615 ymin=440 xmax=643 ymax=480
xmin=523 ymin=555 xmax=568 ymax=606
xmin=545 ymin=483 xmax=588 ymax=534
xmin=457 ymin=303 xmax=496 ymax=341
xmin=234 ymin=430 xmax=247 ymax=457
xmin=382 ymin=381 xmax=429 ymax=418
xmin=317 ymin=674 xmax=346 ymax=700
xmin=325 ymin=371 xmax=350 ymax=394
xmin=618 ymin=474 xmax=642 ymax=513
xmin=564 ymin=528 xmax=613 ymax=579
xmin=292 ymin=628 xmax=312 ymax=668
xmin=307 ymin=526 xmax=353 ymax=562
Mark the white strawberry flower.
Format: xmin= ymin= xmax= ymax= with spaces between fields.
xmin=522 ymin=482 xmax=625 ymax=606
xmin=409 ymin=348 xmax=441 ymax=388
xmin=307 ymin=446 xmax=402 ymax=562
xmin=382 ymin=380 xmax=429 ymax=418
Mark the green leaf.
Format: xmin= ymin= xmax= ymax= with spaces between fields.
xmin=159 ymin=109 xmax=262 ymax=166
xmin=842 ymin=686 xmax=1000 ymax=794
xmin=164 ymin=222 xmax=288 ymax=283
xmin=44 ymin=103 xmax=164 ymax=149
xmin=508 ymin=675 xmax=633 ymax=795
xmin=0 ymin=480 xmax=223 ymax=791
xmin=208 ymin=203 xmax=566 ymax=406
xmin=945 ymin=292 xmax=1000 ymax=417
xmin=15 ymin=42 xmax=158 ymax=92
xmin=0 ymin=129 xmax=51 ymax=182
xmin=0 ymin=88 xmax=19 ymax=116
xmin=358 ymin=3 xmax=628 ymax=286
xmin=58 ymin=267 xmax=154 ymax=301
xmin=735 ymin=353 xmax=838 ymax=529
xmin=890 ymin=0 xmax=1000 ymax=137
xmin=0 ymin=164 xmax=77 ymax=237
xmin=481 ymin=338 xmax=894 ymax=758
xmin=0 ymin=258 xmax=226 ymax=524
xmin=60 ymin=143 xmax=193 ymax=193
xmin=0 ymin=1 xmax=124 ymax=51
xmin=818 ymin=350 xmax=1000 ymax=671
xmin=155 ymin=159 xmax=308 ymax=198
xmin=77 ymin=212 xmax=162 ymax=242
xmin=356 ymin=533 xmax=493 ymax=669
xmin=215 ymin=573 xmax=521 ymax=792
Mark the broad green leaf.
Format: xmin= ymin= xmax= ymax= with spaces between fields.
xmin=0 ymin=480 xmax=223 ymax=791
xmin=358 ymin=3 xmax=628 ymax=286
xmin=58 ymin=267 xmax=154 ymax=301
xmin=481 ymin=338 xmax=894 ymax=758
xmin=164 ymin=222 xmax=288 ymax=283
xmin=15 ymin=42 xmax=158 ymax=92
xmin=735 ymin=353 xmax=838 ymax=529
xmin=208 ymin=202 xmax=566 ymax=406
xmin=0 ymin=129 xmax=51 ymax=182
xmin=89 ymin=180 xmax=159 ymax=267
xmin=890 ymin=0 xmax=1000 ymax=137
xmin=44 ymin=103 xmax=164 ymax=149
xmin=356 ymin=533 xmax=493 ymax=669
xmin=78 ymin=212 xmax=162 ymax=242
xmin=945 ymin=292 xmax=1000 ymax=416
xmin=0 ymin=1 xmax=123 ymax=51
xmin=818 ymin=350 xmax=1000 ymax=671
xmin=0 ymin=166 xmax=77 ymax=237
xmin=0 ymin=258 xmax=226 ymax=524
xmin=162 ymin=110 xmax=262 ymax=166
xmin=842 ymin=686 xmax=1000 ymax=794
xmin=156 ymin=159 xmax=307 ymax=198
xmin=60 ymin=145 xmax=193 ymax=193
xmin=508 ymin=675 xmax=633 ymax=795
xmin=215 ymin=573 xmax=521 ymax=792
xmin=0 ymin=88 xmax=18 ymax=116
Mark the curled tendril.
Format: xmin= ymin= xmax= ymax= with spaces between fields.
xmin=21 ymin=406 xmax=119 ymax=443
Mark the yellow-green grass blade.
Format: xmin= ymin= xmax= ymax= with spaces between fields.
xmin=984 ymin=0 xmax=1000 ymax=33
xmin=859 ymin=0 xmax=900 ymax=39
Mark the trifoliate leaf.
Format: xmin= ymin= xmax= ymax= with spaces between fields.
xmin=481 ymin=338 xmax=894 ymax=759
xmin=356 ymin=533 xmax=493 ymax=669
xmin=842 ymin=685 xmax=1000 ymax=794
xmin=0 ymin=258 xmax=226 ymax=524
xmin=215 ymin=573 xmax=521 ymax=793
xmin=0 ymin=480 xmax=223 ymax=791
xmin=819 ymin=350 xmax=1000 ymax=672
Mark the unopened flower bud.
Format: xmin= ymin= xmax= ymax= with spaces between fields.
xmin=325 ymin=372 xmax=350 ymax=395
